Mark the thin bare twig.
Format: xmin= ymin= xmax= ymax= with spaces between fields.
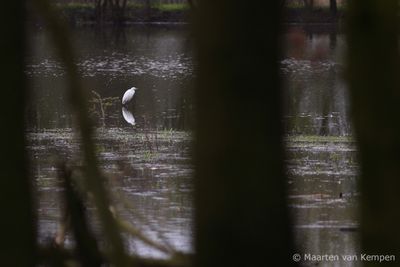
xmin=92 ymin=90 xmax=106 ymax=127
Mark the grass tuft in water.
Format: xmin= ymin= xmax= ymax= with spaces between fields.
xmin=152 ymin=3 xmax=190 ymax=12
xmin=287 ymin=135 xmax=354 ymax=143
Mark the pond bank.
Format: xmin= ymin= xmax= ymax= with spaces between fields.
xmin=284 ymin=8 xmax=344 ymax=24
xmin=42 ymin=4 xmax=343 ymax=25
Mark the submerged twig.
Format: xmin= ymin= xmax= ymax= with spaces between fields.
xmin=116 ymin=216 xmax=173 ymax=255
xmin=112 ymin=186 xmax=176 ymax=254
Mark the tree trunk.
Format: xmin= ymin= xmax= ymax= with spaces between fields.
xmin=187 ymin=0 xmax=197 ymax=10
xmin=194 ymin=1 xmax=297 ymax=266
xmin=0 ymin=1 xmax=36 ymax=266
xmin=347 ymin=0 xmax=400 ymax=261
xmin=330 ymin=0 xmax=337 ymax=16
xmin=145 ymin=0 xmax=151 ymax=22
xmin=302 ymin=0 xmax=313 ymax=9
xmin=95 ymin=0 xmax=105 ymax=22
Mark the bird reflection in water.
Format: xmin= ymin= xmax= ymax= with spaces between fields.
xmin=122 ymin=107 xmax=135 ymax=126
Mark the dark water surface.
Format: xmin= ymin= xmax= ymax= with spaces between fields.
xmin=27 ymin=25 xmax=359 ymax=264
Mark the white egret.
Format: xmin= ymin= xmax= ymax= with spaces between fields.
xmin=122 ymin=87 xmax=138 ymax=105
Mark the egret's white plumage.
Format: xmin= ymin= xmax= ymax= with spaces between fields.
xmin=122 ymin=107 xmax=135 ymax=125
xmin=122 ymin=87 xmax=137 ymax=105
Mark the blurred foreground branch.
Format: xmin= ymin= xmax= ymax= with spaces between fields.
xmin=33 ymin=0 xmax=129 ymax=266
xmin=0 ymin=1 xmax=36 ymax=265
xmin=347 ymin=0 xmax=400 ymax=261
xmin=195 ymin=1 xmax=297 ymax=266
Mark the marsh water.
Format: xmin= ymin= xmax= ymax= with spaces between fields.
xmin=27 ymin=25 xmax=359 ymax=265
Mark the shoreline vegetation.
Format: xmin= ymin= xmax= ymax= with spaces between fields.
xmin=48 ymin=2 xmax=344 ymax=25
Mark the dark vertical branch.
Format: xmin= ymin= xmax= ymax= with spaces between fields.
xmin=195 ymin=1 xmax=296 ymax=267
xmin=95 ymin=0 xmax=101 ymax=22
xmin=115 ymin=0 xmax=128 ymax=24
xmin=329 ymin=30 xmax=337 ymax=50
xmin=302 ymin=0 xmax=313 ymax=10
xmin=330 ymin=0 xmax=337 ymax=16
xmin=347 ymin=0 xmax=400 ymax=260
xmin=108 ymin=0 xmax=115 ymax=21
xmin=187 ymin=0 xmax=197 ymax=10
xmin=95 ymin=0 xmax=107 ymax=23
xmin=0 ymin=1 xmax=36 ymax=266
xmin=58 ymin=164 xmax=102 ymax=267
xmin=102 ymin=0 xmax=108 ymax=21
xmin=145 ymin=0 xmax=151 ymax=22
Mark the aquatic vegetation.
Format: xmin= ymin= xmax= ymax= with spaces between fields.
xmin=152 ymin=3 xmax=190 ymax=12
xmin=287 ymin=135 xmax=354 ymax=143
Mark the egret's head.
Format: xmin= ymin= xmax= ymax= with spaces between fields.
xmin=131 ymin=86 xmax=138 ymax=91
